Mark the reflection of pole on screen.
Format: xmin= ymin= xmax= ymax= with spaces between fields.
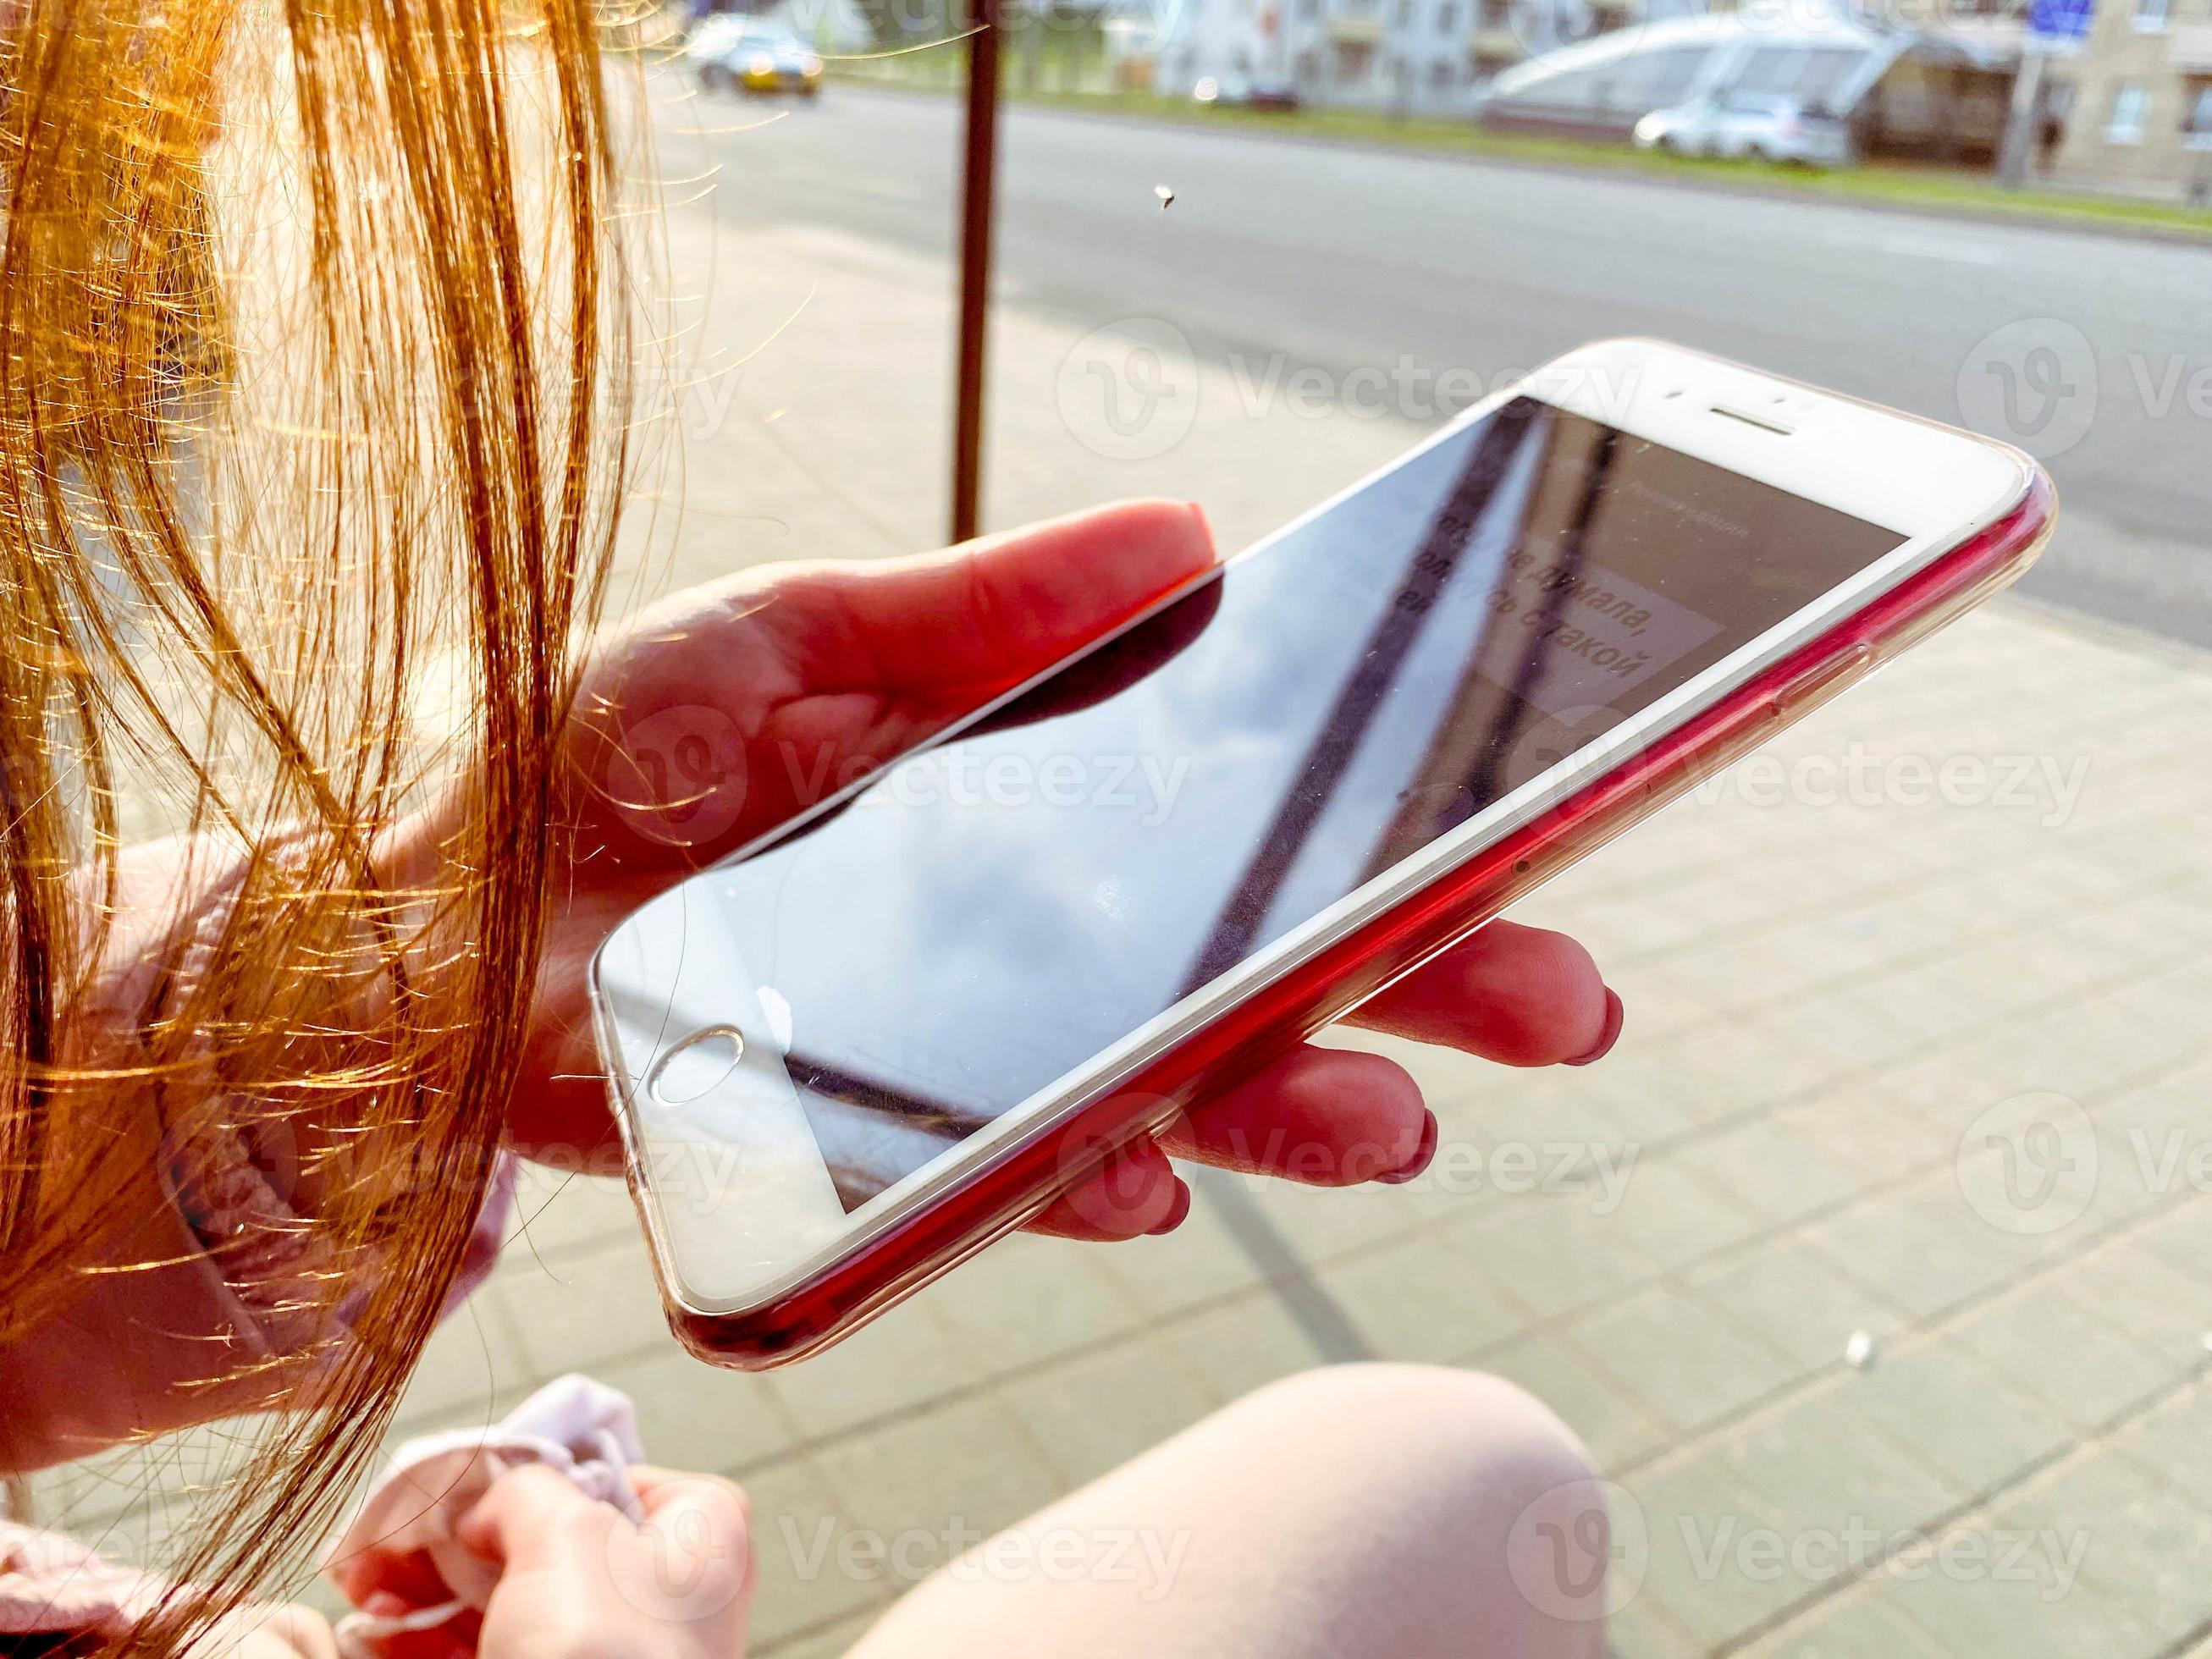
xmin=1176 ymin=403 xmax=1546 ymax=997
xmin=1459 ymin=420 xmax=1613 ymax=814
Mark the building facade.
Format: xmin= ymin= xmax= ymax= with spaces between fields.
xmin=2044 ymin=0 xmax=2212 ymax=196
xmin=1154 ymin=0 xmax=2212 ymax=200
xmin=1152 ymin=0 xmax=1698 ymax=113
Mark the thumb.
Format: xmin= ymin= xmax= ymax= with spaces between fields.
xmin=629 ymin=1467 xmax=757 ymax=1614
xmin=453 ymin=1463 xmax=615 ymax=1575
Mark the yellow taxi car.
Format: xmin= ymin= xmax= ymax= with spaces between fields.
xmin=689 ymin=16 xmax=824 ymax=96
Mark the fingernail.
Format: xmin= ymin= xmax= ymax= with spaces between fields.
xmin=1568 ymin=989 xmax=1626 ymax=1067
xmin=1148 ymin=1179 xmax=1192 ymax=1235
xmin=1376 ymin=1110 xmax=1439 ymax=1185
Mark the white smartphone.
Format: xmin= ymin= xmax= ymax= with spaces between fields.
xmin=592 ymin=338 xmax=2052 ymax=1367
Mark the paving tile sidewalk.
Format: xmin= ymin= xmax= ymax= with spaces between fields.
xmin=32 ymin=116 xmax=2212 ymax=1659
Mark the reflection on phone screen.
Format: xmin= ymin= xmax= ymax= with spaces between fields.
xmin=719 ymin=398 xmax=1903 ymax=1210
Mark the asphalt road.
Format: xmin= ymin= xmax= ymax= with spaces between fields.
xmin=675 ymin=84 xmax=2212 ymax=650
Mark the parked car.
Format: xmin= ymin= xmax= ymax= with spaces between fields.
xmin=689 ymin=17 xmax=823 ymax=96
xmin=1192 ymin=73 xmax=1302 ymax=113
xmin=1633 ymin=93 xmax=1853 ymax=167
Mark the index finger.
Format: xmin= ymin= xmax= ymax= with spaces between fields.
xmin=790 ymin=499 xmax=1215 ymax=696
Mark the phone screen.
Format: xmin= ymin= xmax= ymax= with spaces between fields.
xmin=697 ymin=397 xmax=1904 ymax=1210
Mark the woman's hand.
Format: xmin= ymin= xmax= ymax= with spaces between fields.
xmin=503 ymin=499 xmax=1621 ymax=1237
xmin=342 ymin=1464 xmax=753 ymax=1659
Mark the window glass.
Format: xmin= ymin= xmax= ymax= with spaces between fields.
xmin=2108 ymin=81 xmax=2149 ymax=141
xmin=1601 ymin=44 xmax=1713 ymax=111
xmin=1735 ymin=45 xmax=1810 ymax=98
xmin=1734 ymin=44 xmax=1866 ymax=113
xmin=2186 ymin=82 xmax=2212 ymax=141
xmin=1792 ymin=47 xmax=1867 ymax=113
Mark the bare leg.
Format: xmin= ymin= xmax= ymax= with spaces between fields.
xmin=846 ymin=1364 xmax=1611 ymax=1659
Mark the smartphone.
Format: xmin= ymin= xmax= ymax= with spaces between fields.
xmin=593 ymin=338 xmax=2055 ymax=1369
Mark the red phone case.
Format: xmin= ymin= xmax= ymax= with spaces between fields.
xmin=649 ymin=471 xmax=2055 ymax=1370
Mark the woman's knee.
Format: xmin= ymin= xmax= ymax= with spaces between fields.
xmin=855 ymin=1363 xmax=1611 ymax=1659
xmin=1231 ymin=1361 xmax=1595 ymax=1495
xmin=1219 ymin=1363 xmax=1613 ymax=1654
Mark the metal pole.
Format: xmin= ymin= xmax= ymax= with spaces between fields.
xmin=952 ymin=0 xmax=1001 ymax=544
xmin=1997 ymin=45 xmax=2048 ymax=189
